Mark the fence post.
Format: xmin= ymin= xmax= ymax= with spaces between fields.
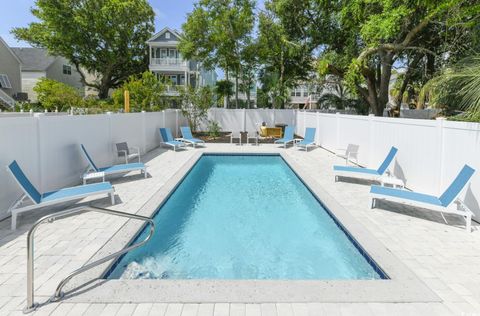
xmin=436 ymin=117 xmax=446 ymax=194
xmin=34 ymin=113 xmax=44 ymax=192
xmin=243 ymin=108 xmax=247 ymax=132
xmin=175 ymin=109 xmax=179 ymax=137
xmin=316 ymin=111 xmax=320 ymax=146
xmin=141 ymin=111 xmax=147 ymax=154
xmin=294 ymin=109 xmax=297 ymax=134
xmin=367 ymin=114 xmax=375 ymax=168
xmin=162 ymin=110 xmax=166 ymax=128
xmin=335 ymin=112 xmax=340 ymax=150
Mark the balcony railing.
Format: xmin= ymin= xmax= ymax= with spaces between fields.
xmin=151 ymin=58 xmax=187 ymax=67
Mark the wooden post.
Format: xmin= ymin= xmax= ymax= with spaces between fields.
xmin=124 ymin=90 xmax=130 ymax=113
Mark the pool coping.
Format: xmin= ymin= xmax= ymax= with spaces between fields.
xmin=63 ymin=151 xmax=440 ymax=303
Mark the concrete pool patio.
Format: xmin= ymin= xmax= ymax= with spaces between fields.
xmin=0 ymin=144 xmax=479 ymax=315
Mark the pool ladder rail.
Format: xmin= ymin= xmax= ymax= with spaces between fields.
xmin=23 ymin=205 xmax=155 ymax=314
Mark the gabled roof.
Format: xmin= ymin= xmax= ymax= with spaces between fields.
xmin=0 ymin=36 xmax=22 ymax=65
xmin=11 ymin=47 xmax=57 ymax=71
xmin=147 ymin=27 xmax=183 ymax=43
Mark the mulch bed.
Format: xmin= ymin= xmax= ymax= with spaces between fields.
xmin=193 ymin=131 xmax=277 ymax=144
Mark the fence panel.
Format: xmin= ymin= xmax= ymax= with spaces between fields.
xmin=38 ymin=115 xmax=112 ymax=192
xmin=0 ymin=117 xmax=38 ymax=219
xmin=442 ymin=120 xmax=480 ymax=209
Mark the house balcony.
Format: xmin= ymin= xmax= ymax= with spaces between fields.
xmin=149 ymin=58 xmax=188 ymax=72
xmin=163 ymin=86 xmax=183 ymax=96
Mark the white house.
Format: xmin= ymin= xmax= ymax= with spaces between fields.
xmin=147 ymin=27 xmax=217 ymax=95
xmin=0 ymin=37 xmax=22 ymax=108
xmin=11 ymin=47 xmax=85 ymax=102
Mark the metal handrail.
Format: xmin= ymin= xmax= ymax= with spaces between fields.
xmin=24 ymin=205 xmax=155 ymax=313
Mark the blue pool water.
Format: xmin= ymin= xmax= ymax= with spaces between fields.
xmin=108 ymin=155 xmax=385 ymax=280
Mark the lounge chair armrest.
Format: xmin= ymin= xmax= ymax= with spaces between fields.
xmin=117 ymin=149 xmax=128 ymax=156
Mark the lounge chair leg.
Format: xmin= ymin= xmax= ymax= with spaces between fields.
xmin=144 ymin=168 xmax=147 ymax=178
xmin=11 ymin=213 xmax=17 ymax=230
xmin=465 ymin=214 xmax=472 ymax=232
xmin=110 ymin=193 xmax=115 ymax=205
xmin=334 ymin=175 xmax=338 ymax=182
xmin=371 ymin=198 xmax=376 ymax=209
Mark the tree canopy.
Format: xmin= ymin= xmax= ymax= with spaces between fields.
xmin=13 ymin=0 xmax=155 ymax=99
xmin=179 ymin=0 xmax=255 ymax=108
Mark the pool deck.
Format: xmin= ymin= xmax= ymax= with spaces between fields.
xmin=0 ymin=144 xmax=479 ymax=315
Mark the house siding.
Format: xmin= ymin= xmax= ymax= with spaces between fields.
xmin=149 ymin=30 xmax=180 ymax=42
xmin=46 ymin=58 xmax=84 ymax=96
xmin=22 ymin=71 xmax=46 ymax=102
xmin=0 ymin=39 xmax=21 ymax=97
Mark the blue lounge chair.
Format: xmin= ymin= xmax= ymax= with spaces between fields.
xmin=333 ymin=147 xmax=398 ymax=182
xmin=370 ymin=165 xmax=475 ymax=232
xmin=274 ymin=125 xmax=295 ymax=148
xmin=296 ymin=127 xmax=316 ymax=151
xmin=159 ymin=128 xmax=187 ymax=151
xmin=6 ymin=160 xmax=114 ymax=230
xmin=81 ymin=144 xmax=147 ymax=183
xmin=179 ymin=126 xmax=205 ymax=148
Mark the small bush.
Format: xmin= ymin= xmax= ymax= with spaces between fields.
xmin=33 ymin=78 xmax=83 ymax=111
xmin=207 ymin=120 xmax=221 ymax=139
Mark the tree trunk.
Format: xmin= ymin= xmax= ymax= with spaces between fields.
xmin=225 ymin=69 xmax=229 ymax=109
xmin=246 ymin=87 xmax=251 ymax=109
xmin=279 ymin=49 xmax=285 ymax=109
xmin=363 ymin=52 xmax=394 ymax=116
xmin=377 ymin=52 xmax=394 ymax=115
xmin=235 ymin=71 xmax=239 ymax=109
xmin=396 ymin=55 xmax=421 ymax=107
xmin=98 ymin=85 xmax=110 ymax=99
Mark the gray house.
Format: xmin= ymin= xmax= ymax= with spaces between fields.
xmin=148 ymin=27 xmax=217 ymax=95
xmin=0 ymin=37 xmax=22 ymax=108
xmin=11 ymin=47 xmax=85 ymax=102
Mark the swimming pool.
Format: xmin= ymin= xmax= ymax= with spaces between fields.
xmin=107 ymin=154 xmax=386 ymax=280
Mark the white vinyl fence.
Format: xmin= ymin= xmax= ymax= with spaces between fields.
xmin=0 ymin=110 xmax=183 ymax=220
xmin=296 ymin=111 xmax=480 ymax=218
xmin=199 ymin=108 xmax=296 ymax=133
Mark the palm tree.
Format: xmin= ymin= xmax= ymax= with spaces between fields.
xmin=420 ymin=55 xmax=480 ymax=119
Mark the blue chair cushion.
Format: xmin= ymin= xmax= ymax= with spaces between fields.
xmin=99 ymin=163 xmax=145 ymax=174
xmin=333 ymin=165 xmax=380 ymax=175
xmin=41 ymin=182 xmax=112 ymax=203
xmin=370 ymin=185 xmax=442 ymax=206
xmin=8 ymin=161 xmax=42 ymax=204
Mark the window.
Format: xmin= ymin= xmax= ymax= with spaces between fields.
xmin=63 ymin=65 xmax=72 ymax=75
xmin=295 ymin=91 xmax=301 ymax=97
xmin=169 ymin=75 xmax=177 ymax=85
xmin=291 ymin=91 xmax=296 ymax=97
xmin=180 ymin=75 xmax=185 ymax=85
xmin=169 ymin=49 xmax=177 ymax=58
xmin=165 ymin=32 xmax=170 ymax=39
xmin=160 ymin=49 xmax=167 ymax=58
xmin=0 ymin=74 xmax=12 ymax=88
xmin=304 ymin=92 xmax=308 ymax=97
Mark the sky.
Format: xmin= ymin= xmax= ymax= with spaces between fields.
xmin=0 ymin=0 xmax=201 ymax=47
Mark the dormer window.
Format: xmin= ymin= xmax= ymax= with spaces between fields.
xmin=165 ymin=32 xmax=170 ymax=39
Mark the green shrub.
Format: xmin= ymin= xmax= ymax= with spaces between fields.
xmin=207 ymin=120 xmax=221 ymax=138
xmin=112 ymin=71 xmax=167 ymax=112
xmin=33 ymin=78 xmax=83 ymax=111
